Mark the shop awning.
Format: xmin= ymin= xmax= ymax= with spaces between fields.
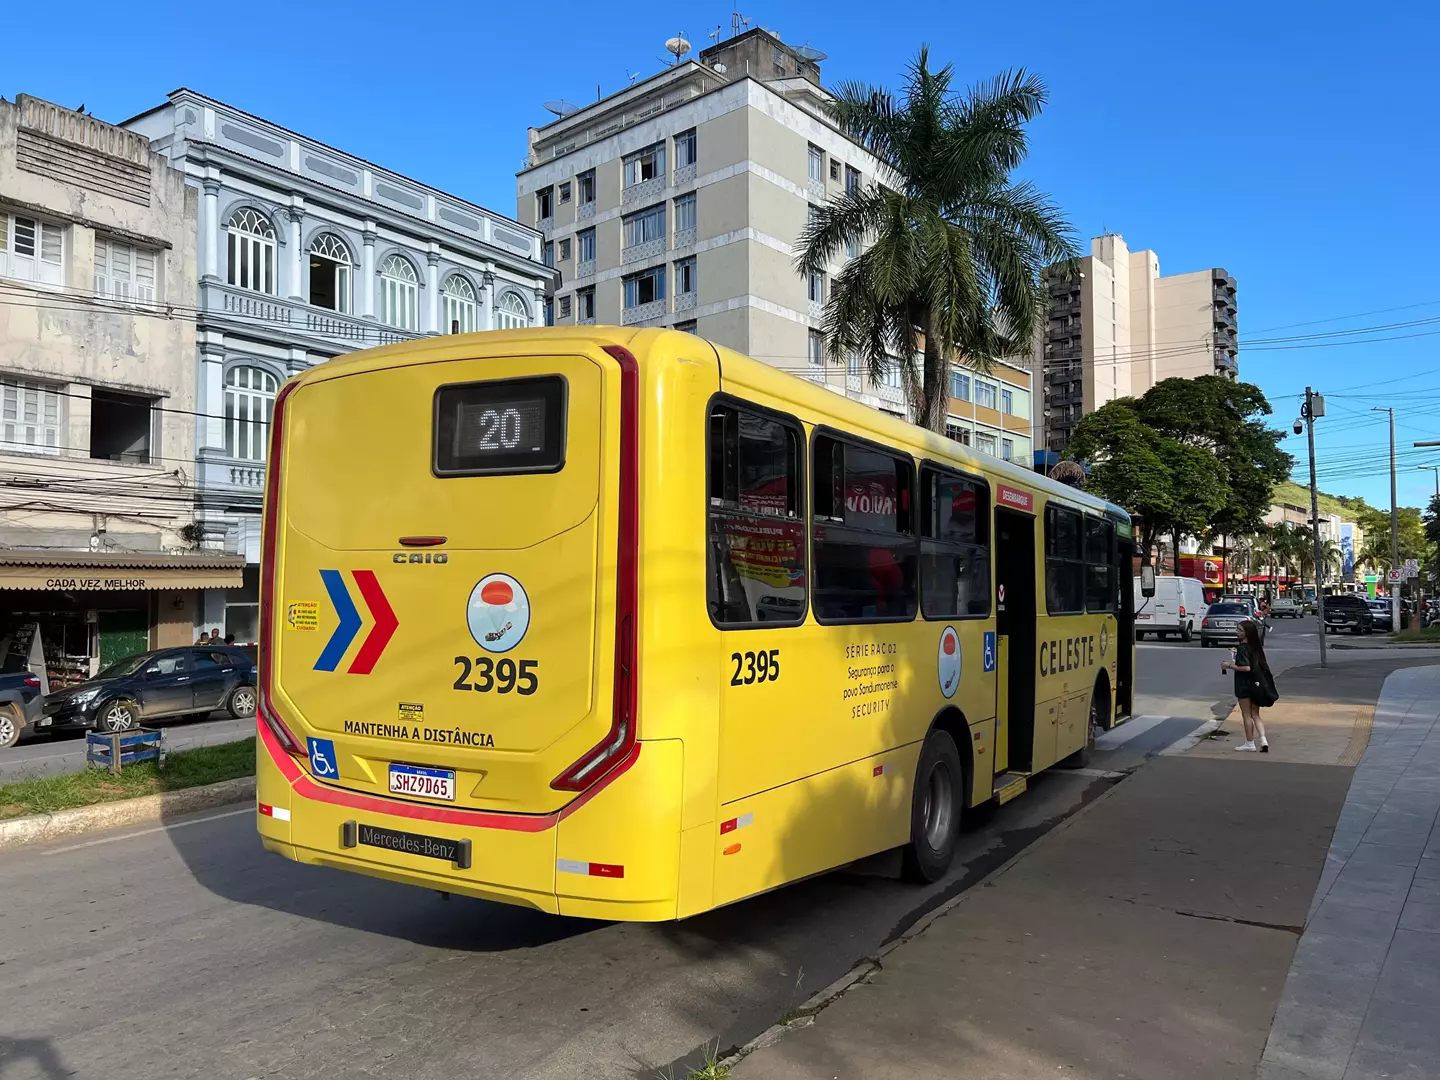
xmin=0 ymin=549 xmax=246 ymax=590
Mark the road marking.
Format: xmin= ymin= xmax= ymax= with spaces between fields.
xmin=41 ymin=806 xmax=253 ymax=855
xmin=1095 ymin=714 xmax=1169 ymax=749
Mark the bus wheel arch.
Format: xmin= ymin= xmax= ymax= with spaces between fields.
xmin=901 ymin=718 xmax=968 ymax=884
xmin=1090 ymin=670 xmax=1114 ymax=734
xmin=927 ymin=706 xmax=975 ymax=811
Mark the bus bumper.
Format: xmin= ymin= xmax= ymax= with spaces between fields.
xmin=255 ymin=722 xmax=684 ymax=920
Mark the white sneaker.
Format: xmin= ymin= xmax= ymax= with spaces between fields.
xmin=1259 ymin=738 xmax=1270 ymax=753
xmin=1235 ymin=742 xmax=1258 ymax=752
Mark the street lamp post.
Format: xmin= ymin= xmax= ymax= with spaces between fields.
xmin=1301 ymin=389 xmax=1327 ymax=667
xmin=1420 ymin=465 xmax=1440 ymax=500
xmin=1376 ymin=408 xmax=1401 ymax=631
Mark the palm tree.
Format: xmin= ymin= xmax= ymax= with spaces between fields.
xmin=1357 ymin=536 xmax=1392 ymax=578
xmin=797 ymin=50 xmax=1077 ymax=431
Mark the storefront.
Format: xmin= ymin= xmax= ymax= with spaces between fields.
xmin=0 ymin=551 xmax=244 ymax=691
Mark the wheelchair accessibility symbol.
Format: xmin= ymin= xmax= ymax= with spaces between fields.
xmin=983 ymin=631 xmax=996 ymax=673
xmin=308 ymin=737 xmax=339 ymax=779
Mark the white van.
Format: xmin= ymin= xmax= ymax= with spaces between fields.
xmin=1133 ymin=575 xmax=1208 ymax=642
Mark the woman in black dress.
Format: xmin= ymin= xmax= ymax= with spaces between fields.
xmin=1222 ymin=620 xmax=1269 ymax=752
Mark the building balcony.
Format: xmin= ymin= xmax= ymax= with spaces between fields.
xmin=578 ymin=315 xmax=596 ymax=326
xmin=622 ymin=299 xmax=667 ymax=325
xmin=578 ymin=201 xmax=596 ymax=220
xmin=576 ymin=258 xmax=596 ymax=279
xmin=537 ymin=215 xmax=554 ymax=233
xmin=622 ymin=176 xmax=666 ymax=206
xmin=674 ymin=163 xmax=697 ymax=186
xmin=808 ymin=177 xmax=826 ymax=199
xmin=809 ymin=299 xmax=824 ymax=321
xmin=208 ymin=283 xmax=420 ymax=349
xmin=674 ymin=290 xmax=697 ymax=313
xmin=674 ymin=227 xmax=697 ymax=249
xmin=623 ymin=237 xmax=667 ymax=264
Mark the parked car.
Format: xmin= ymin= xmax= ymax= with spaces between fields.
xmin=1200 ymin=602 xmax=1266 ymax=648
xmin=1366 ymin=599 xmax=1393 ymax=631
xmin=1323 ymin=594 xmax=1374 ymax=635
xmin=39 ymin=646 xmax=258 ymax=734
xmin=1269 ymin=595 xmax=1303 ymax=618
xmin=1221 ymin=594 xmax=1267 ymax=624
xmin=1133 ymin=575 xmax=1208 ymax=641
xmin=0 ymin=669 xmax=44 ymax=748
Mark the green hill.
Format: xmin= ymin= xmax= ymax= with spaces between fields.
xmin=1271 ymin=480 xmax=1374 ymax=520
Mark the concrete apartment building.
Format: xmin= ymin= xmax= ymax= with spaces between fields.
xmin=515 ymin=28 xmax=916 ymax=422
xmin=0 ymin=94 xmax=242 ymax=689
xmin=946 ymin=361 xmax=1034 ymax=466
xmin=1038 ymin=233 xmax=1238 ymax=452
xmin=124 ymin=90 xmax=553 ymax=644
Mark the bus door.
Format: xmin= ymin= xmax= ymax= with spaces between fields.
xmin=1114 ymin=533 xmax=1135 ymax=717
xmin=994 ymin=507 xmax=1037 ymax=773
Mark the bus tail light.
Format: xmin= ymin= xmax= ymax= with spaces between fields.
xmin=258 ymin=378 xmax=305 ymax=759
xmin=552 ymin=344 xmax=641 ymax=793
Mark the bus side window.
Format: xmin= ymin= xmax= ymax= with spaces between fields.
xmin=920 ymin=466 xmax=990 ymax=619
xmin=812 ymin=433 xmax=917 ymax=623
xmin=1044 ymin=505 xmax=1085 ymax=615
xmin=706 ymin=402 xmax=807 ymax=627
xmin=1085 ymin=516 xmax=1116 ymax=612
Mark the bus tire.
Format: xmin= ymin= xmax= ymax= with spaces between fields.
xmin=901 ymin=729 xmax=963 ymax=884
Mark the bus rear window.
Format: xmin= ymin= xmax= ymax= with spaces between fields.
xmin=433 ymin=376 xmax=566 ymax=476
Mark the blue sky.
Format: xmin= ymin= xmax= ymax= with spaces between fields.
xmin=9 ymin=0 xmax=1440 ymax=510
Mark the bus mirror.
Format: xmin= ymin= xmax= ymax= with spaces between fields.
xmin=1140 ymin=566 xmax=1156 ymax=597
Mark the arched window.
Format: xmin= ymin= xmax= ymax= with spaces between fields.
xmin=226 ymin=209 xmax=276 ymax=295
xmin=442 ymin=275 xmax=476 ymax=334
xmin=224 ymin=366 xmax=278 ymax=461
xmin=496 ymin=291 xmax=530 ymax=330
xmin=378 ymin=254 xmax=418 ymax=330
xmin=309 ymin=233 xmax=351 ymax=313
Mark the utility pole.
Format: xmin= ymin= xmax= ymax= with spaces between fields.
xmin=1420 ymin=465 xmax=1440 ymax=500
xmin=1376 ymin=407 xmax=1400 ymax=631
xmin=1303 ymin=388 xmax=1327 ymax=667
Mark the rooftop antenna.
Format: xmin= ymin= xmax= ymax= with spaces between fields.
xmin=708 ymin=24 xmax=723 ymax=46
xmin=627 ymin=70 xmax=641 ymax=84
xmin=663 ymin=32 xmax=691 ymax=65
xmin=730 ymin=9 xmax=750 ymax=37
xmin=794 ymin=42 xmax=828 ymax=63
xmin=542 ymin=99 xmax=580 ymax=118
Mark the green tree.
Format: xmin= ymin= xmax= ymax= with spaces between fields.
xmin=797 ymin=50 xmax=1076 ymax=431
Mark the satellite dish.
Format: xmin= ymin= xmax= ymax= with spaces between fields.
xmin=712 ymin=62 xmax=727 ymax=74
xmin=794 ymin=42 xmax=827 ymax=62
xmin=543 ymin=100 xmax=579 ymax=117
xmin=664 ymin=33 xmax=691 ymax=62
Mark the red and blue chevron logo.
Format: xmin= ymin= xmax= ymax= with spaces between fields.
xmin=315 ymin=569 xmax=398 ymax=674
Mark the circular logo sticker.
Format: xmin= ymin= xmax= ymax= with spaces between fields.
xmin=1100 ymin=624 xmax=1110 ymax=658
xmin=938 ymin=626 xmax=961 ymax=698
xmin=467 ymin=573 xmax=531 ymax=653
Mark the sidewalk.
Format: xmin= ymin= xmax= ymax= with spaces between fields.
xmin=729 ymin=661 xmax=1439 ymax=1080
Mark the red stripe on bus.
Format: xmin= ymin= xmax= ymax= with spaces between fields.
xmin=589 ymin=863 xmax=625 ymax=878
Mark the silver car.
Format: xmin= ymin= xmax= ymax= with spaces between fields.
xmin=1200 ymin=602 xmax=1264 ymax=647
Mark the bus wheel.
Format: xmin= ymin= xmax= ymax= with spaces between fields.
xmin=901 ymin=730 xmax=962 ymax=884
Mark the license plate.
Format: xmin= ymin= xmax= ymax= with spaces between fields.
xmin=355 ymin=823 xmax=470 ymax=867
xmin=388 ymin=763 xmax=455 ymax=801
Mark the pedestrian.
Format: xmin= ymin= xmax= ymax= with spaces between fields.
xmin=208 ymin=627 xmax=221 ymax=645
xmin=1222 ymin=619 xmax=1271 ymax=753
xmin=224 ymin=633 xmax=235 ymax=646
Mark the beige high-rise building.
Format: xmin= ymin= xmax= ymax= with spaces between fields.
xmin=1037 ymin=234 xmax=1238 ymax=452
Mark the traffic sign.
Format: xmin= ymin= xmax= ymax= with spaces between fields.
xmin=1387 ymin=569 xmax=1403 ymax=584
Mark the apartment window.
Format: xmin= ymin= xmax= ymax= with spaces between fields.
xmin=808 ymin=269 xmax=825 ymax=304
xmin=707 ymin=402 xmax=806 ymax=626
xmin=559 ymin=181 xmax=572 ymax=204
xmin=807 ymin=204 xmax=820 ymax=227
xmin=811 ymin=434 xmax=917 ymax=622
xmin=558 ymin=238 xmax=571 ymax=262
xmin=808 ymin=144 xmax=824 ymax=182
xmin=577 ymin=228 xmax=596 ymax=262
xmin=1001 ymin=437 xmax=1015 ymax=462
xmin=624 ymin=203 xmax=667 ymax=248
xmin=1085 ymin=516 xmax=1117 ymax=612
xmin=808 ymin=329 xmax=824 ymax=367
xmin=578 ymin=170 xmax=596 ymax=205
xmin=443 ymin=275 xmax=476 ymax=334
xmin=829 ymin=159 xmax=841 ymax=181
xmin=676 ymin=320 xmax=698 ymax=334
xmin=544 ymin=298 xmax=554 ymax=326
xmin=559 ymin=295 xmax=572 ymax=319
xmin=577 ymin=286 xmax=596 ymax=321
xmin=675 ymin=129 xmax=697 ymax=169
xmin=224 ymin=366 xmax=277 ymax=462
xmin=1001 ymin=388 xmax=1014 ymax=415
xmin=0 ymin=212 xmax=64 ymax=287
xmin=772 ymin=44 xmax=786 ymax=74
xmin=536 ymin=186 xmax=554 ymax=219
xmin=542 ymin=241 xmax=554 ymax=268
xmin=307 ymin=234 xmax=351 ymax=313
xmin=226 ymin=209 xmax=275 ymax=295
xmin=1044 ymin=505 xmax=1086 ymax=615
xmin=90 ymin=389 xmax=155 ymax=464
xmin=920 ymin=466 xmax=990 ymax=619
xmin=945 ymin=423 xmax=971 ymax=445
xmin=496 ymin=291 xmax=531 ymax=329
xmin=975 ymin=380 xmax=998 ymax=410
xmin=950 ymin=372 xmax=970 ymax=402
xmin=378 ymin=254 xmax=419 ymax=330
xmin=94 ymin=238 xmax=158 ymax=302
xmin=675 ymin=256 xmax=697 ymax=295
xmin=674 ymin=192 xmax=697 ymax=238
xmin=845 ymin=165 xmax=861 ymax=195
xmin=623 ymin=143 xmax=666 ymax=186
xmin=0 ymin=378 xmax=61 ymax=455
xmin=845 ymin=234 xmax=860 ymax=260
xmin=975 ymin=431 xmax=998 ymax=456
xmin=623 ymin=265 xmax=666 ymax=307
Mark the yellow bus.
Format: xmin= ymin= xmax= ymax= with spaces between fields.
xmin=256 ymin=327 xmax=1136 ymax=920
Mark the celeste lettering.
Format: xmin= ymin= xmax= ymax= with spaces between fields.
xmin=1040 ymin=635 xmax=1097 ymax=677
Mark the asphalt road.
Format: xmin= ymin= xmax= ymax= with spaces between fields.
xmin=0 ymin=714 xmax=253 ymax=784
xmin=2 ymin=620 xmax=1423 ymax=1080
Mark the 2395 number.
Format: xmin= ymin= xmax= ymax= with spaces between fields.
xmin=453 ymin=656 xmax=538 ymax=695
xmin=730 ymin=649 xmax=781 ymax=686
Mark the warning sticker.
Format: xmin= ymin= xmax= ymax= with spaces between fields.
xmin=287 ymin=602 xmax=319 ymax=631
xmin=398 ymin=702 xmax=424 ymax=724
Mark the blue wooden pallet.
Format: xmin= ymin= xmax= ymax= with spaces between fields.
xmin=87 ymin=729 xmax=164 ymax=773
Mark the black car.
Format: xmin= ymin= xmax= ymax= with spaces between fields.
xmin=40 ymin=646 xmax=258 ymax=734
xmin=1323 ymin=594 xmax=1374 ymax=635
xmin=0 ymin=669 xmax=44 ymax=748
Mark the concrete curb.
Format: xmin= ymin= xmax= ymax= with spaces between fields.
xmin=0 ymin=777 xmax=254 ymax=850
xmin=718 ymin=772 xmax=1135 ymax=1074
